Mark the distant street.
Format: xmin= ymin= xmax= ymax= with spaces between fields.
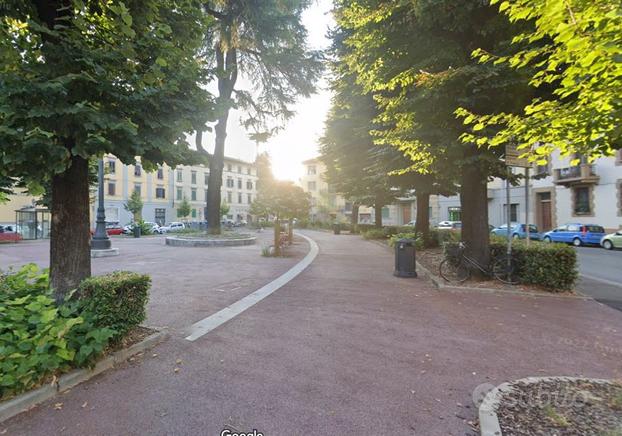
xmin=576 ymin=247 xmax=622 ymax=312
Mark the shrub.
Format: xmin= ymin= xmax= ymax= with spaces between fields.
xmin=362 ymin=228 xmax=387 ymax=240
xmin=77 ymin=272 xmax=150 ymax=340
xmin=442 ymin=240 xmax=578 ymax=291
xmin=131 ymin=220 xmax=153 ymax=235
xmin=388 ymin=232 xmax=424 ymax=250
xmin=0 ymin=265 xmax=113 ymax=400
xmin=490 ymin=240 xmax=577 ymax=291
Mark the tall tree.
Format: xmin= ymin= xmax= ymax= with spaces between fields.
xmin=336 ymin=0 xmax=532 ymax=267
xmin=0 ymin=1 xmax=212 ymax=298
xmin=459 ymin=0 xmax=622 ymax=161
xmin=197 ymin=1 xmax=322 ymax=234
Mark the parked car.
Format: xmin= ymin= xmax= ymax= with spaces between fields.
xmin=405 ymin=220 xmax=416 ymax=227
xmin=160 ymin=222 xmax=185 ymax=233
xmin=436 ymin=221 xmax=462 ymax=230
xmin=542 ymin=223 xmax=606 ymax=246
xmin=123 ymin=221 xmax=162 ymax=235
xmin=600 ymin=230 xmax=622 ymax=250
xmin=0 ymin=224 xmax=17 ymax=233
xmin=491 ymin=223 xmax=541 ymax=240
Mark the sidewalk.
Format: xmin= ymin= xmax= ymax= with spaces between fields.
xmin=2 ymin=230 xmax=621 ymax=435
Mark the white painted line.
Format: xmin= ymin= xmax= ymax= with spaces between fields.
xmin=580 ymin=273 xmax=622 ymax=288
xmin=185 ymin=233 xmax=319 ymax=341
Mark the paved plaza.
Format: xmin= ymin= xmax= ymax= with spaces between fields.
xmin=1 ymin=231 xmax=621 ymax=435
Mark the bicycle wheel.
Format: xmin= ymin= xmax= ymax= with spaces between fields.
xmin=439 ymin=258 xmax=470 ymax=283
xmin=491 ymin=255 xmax=519 ymax=285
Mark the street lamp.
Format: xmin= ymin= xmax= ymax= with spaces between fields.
xmin=91 ymin=158 xmax=111 ymax=250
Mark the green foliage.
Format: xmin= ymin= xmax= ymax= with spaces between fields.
xmin=77 ymin=272 xmax=150 ymax=340
xmin=459 ymin=0 xmax=622 ymax=160
xmin=250 ymin=180 xmax=311 ymax=221
xmin=176 ymin=197 xmax=191 ymax=219
xmin=220 ymin=202 xmax=230 ymax=218
xmin=362 ymin=228 xmax=387 ymax=240
xmin=388 ymin=232 xmax=424 ymax=250
xmin=129 ymin=219 xmax=152 ymax=236
xmin=0 ymin=0 xmax=213 ymax=185
xmin=490 ymin=240 xmax=578 ymax=291
xmin=429 ymin=229 xmax=461 ymax=247
xmin=124 ymin=191 xmax=144 ymax=220
xmin=0 ymin=265 xmax=113 ymax=400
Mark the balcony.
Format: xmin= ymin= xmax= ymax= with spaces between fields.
xmin=553 ymin=164 xmax=599 ymax=186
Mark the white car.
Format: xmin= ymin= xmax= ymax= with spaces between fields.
xmin=405 ymin=220 xmax=416 ymax=226
xmin=160 ymin=222 xmax=185 ymax=233
xmin=436 ymin=221 xmax=462 ymax=230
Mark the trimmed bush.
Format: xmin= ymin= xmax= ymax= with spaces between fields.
xmin=362 ymin=228 xmax=387 ymax=240
xmin=490 ymin=240 xmax=577 ymax=291
xmin=0 ymin=265 xmax=114 ymax=400
xmin=443 ymin=240 xmax=578 ymax=291
xmin=77 ymin=271 xmax=150 ymax=340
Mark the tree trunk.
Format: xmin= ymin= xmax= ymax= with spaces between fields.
xmin=415 ymin=191 xmax=430 ymax=245
xmin=350 ymin=202 xmax=360 ymax=234
xmin=273 ymin=217 xmax=281 ymax=257
xmin=374 ymin=203 xmax=383 ymax=228
xmin=288 ymin=218 xmax=294 ymax=244
xmin=460 ymin=164 xmax=490 ymax=275
xmin=207 ymin=112 xmax=228 ymax=234
xmin=50 ymin=154 xmax=91 ymax=302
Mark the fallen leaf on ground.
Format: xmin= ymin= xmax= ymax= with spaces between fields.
xmin=81 ymin=402 xmax=88 ymax=408
xmin=54 ymin=403 xmax=63 ymax=410
xmin=176 ymin=359 xmax=183 ymax=364
xmin=174 ymin=367 xmax=180 ymax=373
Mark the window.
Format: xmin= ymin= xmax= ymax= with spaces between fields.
xmin=503 ymin=203 xmax=519 ymax=222
xmin=155 ymin=208 xmax=166 ymax=225
xmin=246 ymin=167 xmax=251 ymax=175
xmin=308 ymin=181 xmax=316 ymax=191
xmin=568 ymin=224 xmax=581 ymax=232
xmin=238 ymin=193 xmax=242 ymax=204
xmin=191 ymin=171 xmax=197 ymax=185
xmin=247 ymin=193 xmax=252 ymax=204
xmin=156 ymin=187 xmax=166 ymax=199
xmin=226 ymin=178 xmax=234 ymax=188
xmin=176 ymin=170 xmax=183 ymax=182
xmin=134 ymin=184 xmax=141 ymax=195
xmin=107 ymin=182 xmax=116 ymax=196
xmin=381 ymin=207 xmax=390 ymax=219
xmin=237 ymin=179 xmax=242 ymax=189
xmin=134 ymin=164 xmax=142 ymax=177
xmin=247 ymin=180 xmax=253 ymax=190
xmin=448 ymin=207 xmax=461 ymax=221
xmin=157 ymin=167 xmax=164 ymax=180
xmin=176 ymin=188 xmax=182 ymax=201
xmin=573 ymin=186 xmax=591 ymax=215
xmin=191 ymin=188 xmax=197 ymax=201
xmin=307 ymin=165 xmax=316 ymax=175
xmin=227 ymin=192 xmax=232 ymax=203
xmin=204 ymin=173 xmax=209 ymax=185
xmin=227 ymin=164 xmax=232 ymax=172
xmin=205 ymin=190 xmax=209 ymax=202
xmin=191 ymin=209 xmax=196 ymax=218
xmin=238 ymin=165 xmax=242 ymax=173
xmin=107 ymin=160 xmax=116 ymax=174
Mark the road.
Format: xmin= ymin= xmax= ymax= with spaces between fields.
xmin=576 ymin=246 xmax=622 ymax=311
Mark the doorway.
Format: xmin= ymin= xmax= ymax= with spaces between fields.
xmin=537 ymin=192 xmax=552 ymax=231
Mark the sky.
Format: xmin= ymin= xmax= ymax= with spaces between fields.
xmin=188 ymin=0 xmax=334 ymax=182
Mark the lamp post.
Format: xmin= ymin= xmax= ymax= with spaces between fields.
xmin=91 ymin=158 xmax=111 ymax=250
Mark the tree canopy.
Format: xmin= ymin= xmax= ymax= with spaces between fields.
xmin=459 ymin=0 xmax=622 ymax=161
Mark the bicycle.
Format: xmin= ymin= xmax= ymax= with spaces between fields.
xmin=439 ymin=242 xmax=519 ymax=285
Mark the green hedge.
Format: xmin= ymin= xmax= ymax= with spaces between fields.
xmin=388 ymin=232 xmax=424 ymax=249
xmin=77 ymin=271 xmax=150 ymax=340
xmin=0 ymin=265 xmax=114 ymax=400
xmin=490 ymin=241 xmax=577 ymax=291
xmin=443 ymin=240 xmax=577 ymax=291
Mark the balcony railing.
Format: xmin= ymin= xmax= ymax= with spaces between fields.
xmin=553 ymin=164 xmax=599 ymax=185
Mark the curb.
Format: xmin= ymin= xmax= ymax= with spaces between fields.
xmin=165 ymin=236 xmax=256 ymax=247
xmin=0 ymin=327 xmax=169 ymax=423
xmin=365 ymin=238 xmax=590 ymax=300
xmin=479 ymin=376 xmax=615 ymax=436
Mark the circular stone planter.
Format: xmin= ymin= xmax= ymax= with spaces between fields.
xmin=165 ymin=235 xmax=256 ymax=247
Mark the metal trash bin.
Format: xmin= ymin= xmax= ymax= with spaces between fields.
xmin=133 ymin=225 xmax=141 ymax=238
xmin=333 ymin=223 xmax=341 ymax=235
xmin=394 ymin=238 xmax=417 ymax=277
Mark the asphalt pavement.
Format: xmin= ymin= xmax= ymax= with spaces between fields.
xmin=575 ymin=246 xmax=622 ymax=311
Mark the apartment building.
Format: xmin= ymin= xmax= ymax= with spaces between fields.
xmin=98 ymin=155 xmax=258 ymax=226
xmin=300 ymin=158 xmax=415 ymax=225
xmin=432 ymin=151 xmax=622 ymax=232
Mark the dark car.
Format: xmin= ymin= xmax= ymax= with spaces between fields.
xmin=542 ymin=223 xmax=606 ymax=246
